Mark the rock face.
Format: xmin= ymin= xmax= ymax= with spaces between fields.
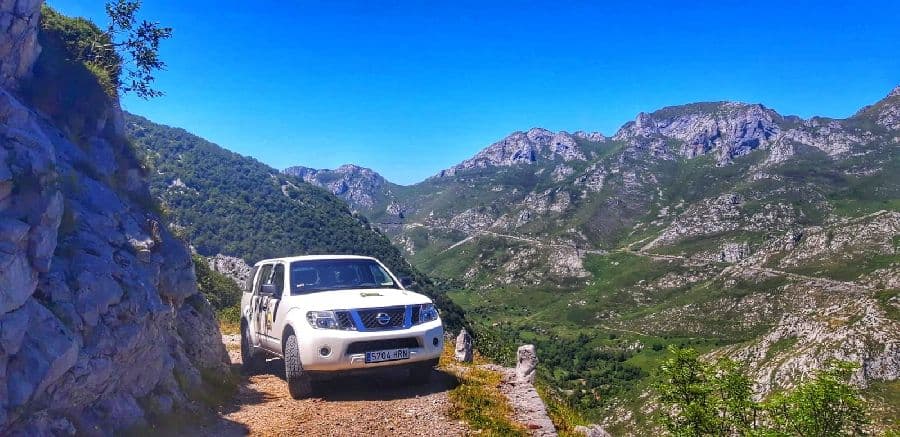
xmin=0 ymin=3 xmax=227 ymax=434
xmin=0 ymin=0 xmax=41 ymax=89
xmin=206 ymin=253 xmax=252 ymax=289
xmin=613 ymin=102 xmax=782 ymax=164
xmin=515 ymin=344 xmax=537 ymax=384
xmin=283 ymin=164 xmax=386 ymax=209
xmin=438 ymin=128 xmax=588 ymax=177
xmin=454 ymin=329 xmax=473 ymax=363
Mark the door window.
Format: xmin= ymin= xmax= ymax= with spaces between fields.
xmin=256 ymin=264 xmax=273 ymax=294
xmin=270 ymin=264 xmax=285 ymax=297
xmin=244 ymin=266 xmax=259 ymax=293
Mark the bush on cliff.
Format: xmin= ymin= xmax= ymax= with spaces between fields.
xmin=655 ymin=346 xmax=868 ymax=436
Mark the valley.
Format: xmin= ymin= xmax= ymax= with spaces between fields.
xmin=1 ymin=0 xmax=897 ymax=434
xmin=291 ymin=90 xmax=900 ymax=432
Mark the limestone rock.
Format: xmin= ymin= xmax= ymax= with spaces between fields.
xmin=454 ymin=329 xmax=473 ymax=363
xmin=438 ymin=128 xmax=586 ymax=177
xmin=614 ymin=102 xmax=782 ymax=165
xmin=574 ymin=424 xmax=612 ymax=437
xmin=0 ymin=4 xmax=227 ymax=432
xmin=516 ymin=344 xmax=537 ymax=383
xmin=206 ymin=253 xmax=252 ymax=289
xmin=284 ymin=164 xmax=386 ymax=210
xmin=0 ymin=0 xmax=41 ymax=89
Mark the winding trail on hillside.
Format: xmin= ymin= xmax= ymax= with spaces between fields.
xmin=179 ymin=337 xmax=468 ymax=436
xmin=440 ymin=229 xmax=607 ymax=255
xmin=617 ymin=246 xmax=874 ymax=292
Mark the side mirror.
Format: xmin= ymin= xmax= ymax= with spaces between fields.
xmin=399 ymin=276 xmax=414 ymax=289
xmin=260 ymin=283 xmax=278 ymax=296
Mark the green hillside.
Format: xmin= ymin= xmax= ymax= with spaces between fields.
xmin=124 ymin=114 xmax=466 ymax=331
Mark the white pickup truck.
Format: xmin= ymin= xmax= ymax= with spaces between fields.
xmin=240 ymin=255 xmax=444 ymax=398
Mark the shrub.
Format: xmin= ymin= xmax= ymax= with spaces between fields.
xmin=655 ymin=346 xmax=868 ymax=436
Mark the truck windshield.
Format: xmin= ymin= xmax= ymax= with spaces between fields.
xmin=289 ymin=259 xmax=400 ymax=294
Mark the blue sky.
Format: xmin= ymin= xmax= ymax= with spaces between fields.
xmin=48 ymin=1 xmax=899 ymax=185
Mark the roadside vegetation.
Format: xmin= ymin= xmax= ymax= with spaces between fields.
xmin=656 ymin=346 xmax=869 ymax=436
xmin=192 ymin=255 xmax=242 ymax=334
xmin=439 ymin=345 xmax=527 ymax=436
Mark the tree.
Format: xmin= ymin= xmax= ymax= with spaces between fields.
xmin=101 ymin=0 xmax=172 ymax=99
xmin=655 ymin=347 xmax=869 ymax=436
xmin=765 ymin=362 xmax=868 ymax=436
xmin=43 ymin=0 xmax=171 ymax=99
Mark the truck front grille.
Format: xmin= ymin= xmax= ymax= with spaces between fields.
xmin=357 ymin=306 xmax=406 ymax=330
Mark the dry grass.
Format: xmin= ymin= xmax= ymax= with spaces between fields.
xmin=439 ymin=344 xmax=527 ymax=436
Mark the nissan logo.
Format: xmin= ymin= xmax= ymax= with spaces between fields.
xmin=375 ymin=312 xmax=391 ymax=326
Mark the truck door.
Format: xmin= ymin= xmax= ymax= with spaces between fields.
xmin=251 ymin=264 xmax=274 ymax=347
xmin=262 ymin=263 xmax=285 ymax=349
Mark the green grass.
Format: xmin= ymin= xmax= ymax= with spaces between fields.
xmin=875 ymin=289 xmax=900 ymax=321
xmin=447 ymin=367 xmax=527 ymax=436
xmin=584 ymin=252 xmax=680 ymax=292
xmin=787 ymin=253 xmax=900 ymax=282
xmin=765 ymin=336 xmax=799 ymax=362
xmin=535 ymin=381 xmax=589 ymax=437
xmin=863 ymin=380 xmax=900 ymax=435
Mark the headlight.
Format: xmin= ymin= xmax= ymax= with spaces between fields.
xmin=418 ymin=303 xmax=439 ymax=323
xmin=307 ymin=311 xmax=339 ymax=329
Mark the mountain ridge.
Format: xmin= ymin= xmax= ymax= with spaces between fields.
xmin=290 ymin=87 xmax=898 ymax=207
xmin=282 ymin=86 xmax=899 ymax=433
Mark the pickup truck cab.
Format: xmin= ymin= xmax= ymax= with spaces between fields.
xmin=240 ymin=255 xmax=444 ymax=398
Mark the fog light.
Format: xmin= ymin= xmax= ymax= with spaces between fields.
xmin=432 ymin=337 xmax=440 ymax=347
xmin=319 ymin=346 xmax=331 ymax=357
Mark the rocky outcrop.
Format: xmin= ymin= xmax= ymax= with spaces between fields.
xmin=575 ymin=424 xmax=612 ymax=437
xmin=454 ymin=329 xmax=473 ymax=363
xmin=479 ymin=363 xmax=557 ymax=436
xmin=614 ymin=102 xmax=782 ymax=165
xmin=438 ymin=128 xmax=586 ymax=177
xmin=516 ymin=344 xmax=537 ymax=384
xmin=206 ymin=253 xmax=252 ymax=289
xmin=0 ymin=3 xmax=227 ymax=434
xmin=718 ymin=290 xmax=900 ymax=395
xmin=0 ymin=0 xmax=41 ymax=89
xmin=283 ymin=164 xmax=386 ymax=210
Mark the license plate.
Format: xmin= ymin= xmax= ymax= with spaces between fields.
xmin=365 ymin=348 xmax=410 ymax=363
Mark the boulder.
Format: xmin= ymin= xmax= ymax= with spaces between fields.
xmin=516 ymin=344 xmax=537 ymax=383
xmin=574 ymin=424 xmax=612 ymax=437
xmin=454 ymin=328 xmax=473 ymax=363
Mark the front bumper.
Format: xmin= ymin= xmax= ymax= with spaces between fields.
xmin=298 ymin=320 xmax=444 ymax=371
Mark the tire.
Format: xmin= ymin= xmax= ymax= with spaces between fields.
xmin=241 ymin=324 xmax=265 ymax=374
xmin=284 ymin=334 xmax=313 ymax=399
xmin=408 ymin=359 xmax=438 ymax=385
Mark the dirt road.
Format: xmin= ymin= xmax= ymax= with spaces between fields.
xmin=185 ymin=337 xmax=468 ymax=436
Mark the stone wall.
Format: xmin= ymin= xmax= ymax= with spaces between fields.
xmin=0 ymin=1 xmax=227 ymax=434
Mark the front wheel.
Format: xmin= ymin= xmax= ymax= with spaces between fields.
xmin=241 ymin=324 xmax=265 ymax=374
xmin=284 ymin=334 xmax=313 ymax=399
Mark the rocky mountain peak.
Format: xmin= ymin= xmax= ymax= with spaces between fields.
xmin=573 ymin=130 xmax=606 ymax=142
xmin=889 ymin=85 xmax=900 ymax=98
xmin=438 ymin=128 xmax=586 ymax=177
xmin=614 ymin=101 xmax=783 ymax=164
xmin=853 ymin=85 xmax=900 ymax=131
xmin=283 ymin=164 xmax=386 ymax=209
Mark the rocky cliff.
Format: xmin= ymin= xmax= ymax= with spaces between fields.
xmin=437 ymin=128 xmax=598 ymax=177
xmin=0 ymin=2 xmax=227 ymax=434
xmin=283 ymin=163 xmax=387 ymax=210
